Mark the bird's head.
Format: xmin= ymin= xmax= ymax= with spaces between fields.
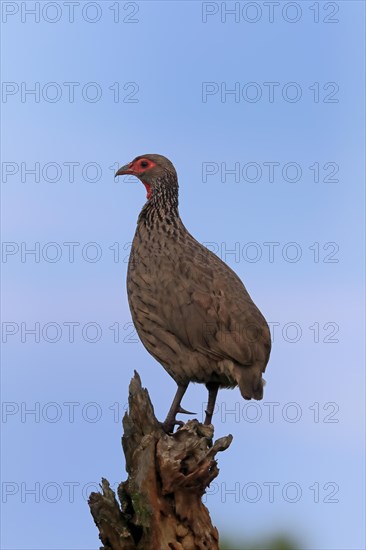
xmin=115 ymin=154 xmax=177 ymax=201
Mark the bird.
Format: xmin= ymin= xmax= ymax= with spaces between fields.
xmin=115 ymin=154 xmax=271 ymax=433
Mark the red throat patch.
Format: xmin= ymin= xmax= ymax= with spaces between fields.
xmin=142 ymin=181 xmax=152 ymax=199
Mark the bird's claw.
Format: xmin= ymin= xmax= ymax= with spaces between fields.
xmin=160 ymin=419 xmax=184 ymax=434
xmin=177 ymin=405 xmax=196 ymax=415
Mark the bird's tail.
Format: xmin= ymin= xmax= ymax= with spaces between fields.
xmin=235 ymin=364 xmax=265 ymax=400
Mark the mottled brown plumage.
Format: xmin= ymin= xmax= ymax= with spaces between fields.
xmin=116 ymin=154 xmax=271 ymax=432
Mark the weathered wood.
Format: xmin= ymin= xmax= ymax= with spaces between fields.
xmin=88 ymin=371 xmax=233 ymax=549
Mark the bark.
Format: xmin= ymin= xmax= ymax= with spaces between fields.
xmin=88 ymin=371 xmax=233 ymax=550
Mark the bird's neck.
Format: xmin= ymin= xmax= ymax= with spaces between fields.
xmin=138 ymin=178 xmax=180 ymax=229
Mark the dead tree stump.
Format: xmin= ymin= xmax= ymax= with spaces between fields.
xmin=88 ymin=371 xmax=233 ymax=550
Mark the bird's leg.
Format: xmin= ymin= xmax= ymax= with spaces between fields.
xmin=204 ymin=382 xmax=219 ymax=425
xmin=161 ymin=383 xmax=190 ymax=433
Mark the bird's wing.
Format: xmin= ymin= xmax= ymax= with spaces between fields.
xmin=158 ymin=238 xmax=271 ymax=368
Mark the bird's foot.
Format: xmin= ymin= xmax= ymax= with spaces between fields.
xmin=204 ymin=383 xmax=219 ymax=426
xmin=161 ymin=404 xmax=196 ymax=433
xmin=160 ymin=419 xmax=184 ymax=434
xmin=204 ymin=409 xmax=214 ymax=426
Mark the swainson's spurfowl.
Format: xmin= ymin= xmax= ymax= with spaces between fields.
xmin=116 ymin=154 xmax=271 ymax=432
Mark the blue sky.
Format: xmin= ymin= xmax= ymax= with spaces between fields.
xmin=1 ymin=1 xmax=365 ymax=549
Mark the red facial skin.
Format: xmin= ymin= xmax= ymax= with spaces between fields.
xmin=142 ymin=182 xmax=152 ymax=199
xmin=128 ymin=158 xmax=157 ymax=200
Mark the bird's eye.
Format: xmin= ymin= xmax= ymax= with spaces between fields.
xmin=140 ymin=160 xmax=149 ymax=168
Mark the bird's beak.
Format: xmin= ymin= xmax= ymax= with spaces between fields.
xmin=115 ymin=163 xmax=133 ymax=177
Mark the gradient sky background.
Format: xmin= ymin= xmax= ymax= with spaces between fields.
xmin=1 ymin=1 xmax=365 ymax=549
